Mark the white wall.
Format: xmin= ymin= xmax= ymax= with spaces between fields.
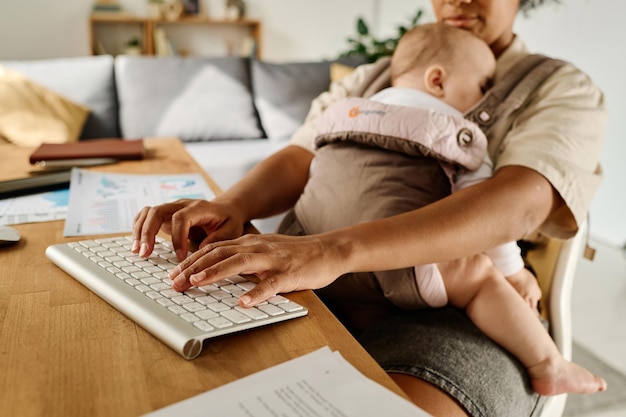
xmin=0 ymin=0 xmax=624 ymax=246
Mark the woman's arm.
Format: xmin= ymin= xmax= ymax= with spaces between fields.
xmin=133 ymin=145 xmax=313 ymax=259
xmin=339 ymin=164 xmax=560 ymax=272
xmin=169 ymin=164 xmax=563 ymax=300
xmin=213 ymin=145 xmax=313 ymax=222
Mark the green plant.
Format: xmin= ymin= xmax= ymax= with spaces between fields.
xmin=126 ymin=37 xmax=141 ymax=48
xmin=339 ymin=9 xmax=424 ymax=63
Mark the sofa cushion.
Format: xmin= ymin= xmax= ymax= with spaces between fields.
xmin=115 ymin=56 xmax=263 ymax=141
xmin=0 ymin=55 xmax=119 ymax=140
xmin=251 ymin=60 xmax=332 ymax=140
xmin=0 ymin=66 xmax=89 ymax=146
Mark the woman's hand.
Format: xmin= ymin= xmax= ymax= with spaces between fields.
xmin=132 ymin=198 xmax=247 ymax=261
xmin=167 ymin=233 xmax=347 ymax=307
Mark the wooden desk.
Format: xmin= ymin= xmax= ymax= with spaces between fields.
xmin=0 ymin=138 xmax=406 ymax=417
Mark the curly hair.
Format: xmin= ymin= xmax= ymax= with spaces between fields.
xmin=519 ymin=0 xmax=561 ymax=13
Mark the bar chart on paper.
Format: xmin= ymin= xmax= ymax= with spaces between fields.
xmin=63 ymin=168 xmax=215 ymax=236
xmin=0 ymin=189 xmax=69 ymax=225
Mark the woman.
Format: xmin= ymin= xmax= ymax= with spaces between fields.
xmin=133 ymin=0 xmax=607 ymax=415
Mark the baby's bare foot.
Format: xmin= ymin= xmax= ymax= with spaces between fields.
xmin=528 ymin=356 xmax=607 ymax=396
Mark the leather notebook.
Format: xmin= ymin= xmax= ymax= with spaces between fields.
xmin=29 ymin=138 xmax=145 ymax=165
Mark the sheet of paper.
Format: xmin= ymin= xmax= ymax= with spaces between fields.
xmin=143 ymin=346 xmax=431 ymax=417
xmin=63 ymin=168 xmax=215 ymax=236
xmin=0 ymin=188 xmax=69 ymax=225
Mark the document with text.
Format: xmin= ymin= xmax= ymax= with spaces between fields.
xmin=143 ymin=346 xmax=431 ymax=417
xmin=0 ymin=189 xmax=68 ymax=226
xmin=64 ymin=168 xmax=215 ymax=236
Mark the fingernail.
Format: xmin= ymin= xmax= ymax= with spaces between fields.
xmin=189 ymin=272 xmax=205 ymax=286
xmin=139 ymin=243 xmax=149 ymax=257
xmin=169 ymin=266 xmax=180 ymax=278
xmin=176 ymin=249 xmax=186 ymax=261
xmin=131 ymin=240 xmax=140 ymax=252
xmin=240 ymin=295 xmax=251 ymax=306
xmin=173 ymin=274 xmax=186 ymax=289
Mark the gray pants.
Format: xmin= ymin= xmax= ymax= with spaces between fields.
xmin=357 ymin=307 xmax=544 ymax=417
xmin=279 ymin=210 xmax=545 ymax=417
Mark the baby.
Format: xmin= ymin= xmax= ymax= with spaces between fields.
xmin=299 ymin=22 xmax=607 ymax=396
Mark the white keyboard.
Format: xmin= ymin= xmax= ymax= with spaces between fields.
xmin=46 ymin=236 xmax=308 ymax=359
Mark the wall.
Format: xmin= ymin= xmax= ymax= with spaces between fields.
xmin=0 ymin=0 xmax=624 ymax=246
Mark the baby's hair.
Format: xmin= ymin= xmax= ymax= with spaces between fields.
xmin=390 ymin=23 xmax=480 ymax=84
xmin=519 ymin=0 xmax=560 ymax=13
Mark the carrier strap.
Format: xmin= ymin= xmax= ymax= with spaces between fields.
xmin=464 ymin=54 xmax=566 ymax=136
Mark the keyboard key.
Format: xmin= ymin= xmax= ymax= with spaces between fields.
xmin=168 ymin=305 xmax=187 ymax=315
xmin=279 ymin=302 xmax=305 ymax=313
xmin=146 ymin=291 xmax=162 ymax=300
xmin=257 ymin=304 xmax=286 ymax=317
xmin=180 ymin=313 xmax=200 ymax=323
xmin=182 ymin=302 xmax=206 ymax=313
xmin=268 ymin=295 xmax=290 ymax=305
xmin=208 ymin=317 xmax=234 ymax=329
xmin=171 ymin=295 xmax=194 ymax=305
xmin=195 ymin=309 xmax=219 ymax=320
xmin=235 ymin=306 xmax=269 ymax=320
xmin=184 ymin=288 xmax=205 ymax=298
xmin=208 ymin=290 xmax=230 ymax=301
xmin=156 ymin=298 xmax=175 ymax=307
xmin=194 ymin=321 xmax=215 ymax=332
xmin=206 ymin=302 xmax=230 ymax=313
xmin=220 ymin=309 xmax=251 ymax=324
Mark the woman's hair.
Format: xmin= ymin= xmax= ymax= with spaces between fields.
xmin=519 ymin=0 xmax=560 ymax=13
xmin=390 ymin=23 xmax=480 ymax=83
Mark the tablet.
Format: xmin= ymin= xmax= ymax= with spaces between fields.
xmin=0 ymin=170 xmax=71 ymax=199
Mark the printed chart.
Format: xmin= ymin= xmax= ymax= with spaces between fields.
xmin=64 ymin=168 xmax=215 ymax=236
xmin=0 ymin=189 xmax=69 ymax=225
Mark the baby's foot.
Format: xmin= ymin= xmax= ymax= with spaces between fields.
xmin=527 ymin=356 xmax=607 ymax=396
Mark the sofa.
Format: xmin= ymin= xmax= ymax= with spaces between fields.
xmin=0 ymin=54 xmax=361 ymax=232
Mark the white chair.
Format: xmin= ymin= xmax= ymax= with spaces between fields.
xmin=526 ymin=221 xmax=588 ymax=417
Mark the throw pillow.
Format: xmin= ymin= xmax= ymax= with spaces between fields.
xmin=0 ymin=65 xmax=90 ymax=147
xmin=251 ymin=60 xmax=333 ymax=140
xmin=1 ymin=55 xmax=119 ymax=139
xmin=330 ymin=62 xmax=356 ymax=82
xmin=115 ymin=56 xmax=263 ymax=142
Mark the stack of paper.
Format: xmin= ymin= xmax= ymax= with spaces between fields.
xmin=144 ymin=346 xmax=431 ymax=417
xmin=64 ymin=168 xmax=215 ymax=236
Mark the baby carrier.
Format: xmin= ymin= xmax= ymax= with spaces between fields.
xmin=278 ymin=54 xmax=566 ymax=310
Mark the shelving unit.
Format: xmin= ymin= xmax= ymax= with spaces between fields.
xmin=89 ymin=14 xmax=262 ymax=57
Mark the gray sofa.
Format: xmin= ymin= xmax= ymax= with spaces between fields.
xmin=1 ymin=54 xmax=357 ymax=231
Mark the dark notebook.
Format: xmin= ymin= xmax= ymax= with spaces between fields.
xmin=29 ymin=138 xmax=145 ymax=165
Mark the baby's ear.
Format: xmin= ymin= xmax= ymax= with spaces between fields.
xmin=424 ymin=65 xmax=446 ymax=97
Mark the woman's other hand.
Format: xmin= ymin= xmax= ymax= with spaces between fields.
xmin=167 ymin=233 xmax=346 ymax=306
xmin=132 ymin=198 xmax=247 ymax=261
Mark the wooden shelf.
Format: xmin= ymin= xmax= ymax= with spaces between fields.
xmin=89 ymin=14 xmax=262 ymax=57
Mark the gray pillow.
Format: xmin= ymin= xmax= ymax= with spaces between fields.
xmin=1 ymin=55 xmax=119 ymax=139
xmin=251 ymin=60 xmax=333 ymax=140
xmin=115 ymin=56 xmax=263 ymax=141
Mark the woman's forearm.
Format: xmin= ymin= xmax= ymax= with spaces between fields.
xmin=214 ymin=145 xmax=314 ymax=223
xmin=327 ymin=165 xmax=562 ymax=274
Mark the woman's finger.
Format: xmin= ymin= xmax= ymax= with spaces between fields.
xmin=239 ymin=277 xmax=283 ymax=307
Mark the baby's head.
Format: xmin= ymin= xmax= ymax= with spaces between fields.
xmin=391 ymin=23 xmax=496 ymax=113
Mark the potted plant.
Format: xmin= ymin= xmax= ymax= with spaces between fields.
xmin=339 ymin=9 xmax=424 ymax=63
xmin=124 ymin=37 xmax=142 ymax=55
